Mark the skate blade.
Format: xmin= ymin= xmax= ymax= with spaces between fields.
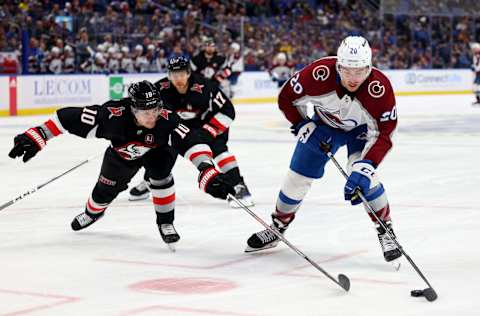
xmin=387 ymin=257 xmax=402 ymax=271
xmin=244 ymin=242 xmax=278 ymax=253
xmin=388 ymin=258 xmax=401 ymax=271
xmin=166 ymin=242 xmax=177 ymax=252
xmin=229 ymin=197 xmax=255 ymax=208
xmin=128 ymin=193 xmax=150 ymax=201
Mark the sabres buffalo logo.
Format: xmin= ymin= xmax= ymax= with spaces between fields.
xmin=114 ymin=142 xmax=154 ymax=160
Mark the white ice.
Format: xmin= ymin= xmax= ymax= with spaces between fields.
xmin=0 ymin=95 xmax=479 ymax=316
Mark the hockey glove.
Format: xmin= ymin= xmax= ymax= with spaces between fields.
xmin=198 ymin=163 xmax=235 ymax=199
xmin=344 ymin=160 xmax=375 ymax=205
xmin=290 ymin=120 xmax=317 ymax=143
xmin=8 ymin=127 xmax=48 ymax=162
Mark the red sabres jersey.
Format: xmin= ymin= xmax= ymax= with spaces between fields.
xmin=278 ymin=57 xmax=397 ymax=166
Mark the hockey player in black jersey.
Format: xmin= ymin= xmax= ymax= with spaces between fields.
xmin=129 ymin=56 xmax=253 ymax=207
xmin=191 ymin=38 xmax=228 ymax=82
xmin=8 ymin=80 xmax=234 ymax=249
xmin=190 ymin=38 xmax=233 ymax=97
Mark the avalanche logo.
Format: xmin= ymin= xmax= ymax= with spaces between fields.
xmin=107 ymin=106 xmax=125 ymax=119
xmin=115 ymin=142 xmax=154 ymax=160
xmin=312 ymin=65 xmax=330 ymax=81
xmin=368 ymin=81 xmax=385 ymax=98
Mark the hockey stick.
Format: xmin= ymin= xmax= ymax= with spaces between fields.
xmin=0 ymin=155 xmax=99 ymax=212
xmin=320 ymin=145 xmax=437 ymax=301
xmin=228 ymin=193 xmax=350 ymax=292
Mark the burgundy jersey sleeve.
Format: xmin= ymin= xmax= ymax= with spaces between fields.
xmin=360 ymin=70 xmax=397 ymax=166
xmin=278 ymin=58 xmax=337 ymax=125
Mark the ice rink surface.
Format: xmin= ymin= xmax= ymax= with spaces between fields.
xmin=0 ymin=94 xmax=479 ymax=316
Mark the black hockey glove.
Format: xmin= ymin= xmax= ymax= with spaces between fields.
xmin=8 ymin=127 xmax=47 ymax=162
xmin=198 ymin=163 xmax=235 ymax=199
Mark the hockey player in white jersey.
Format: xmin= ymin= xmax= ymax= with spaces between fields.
xmin=471 ymin=42 xmax=480 ymax=106
xmin=246 ymin=36 xmax=402 ymax=264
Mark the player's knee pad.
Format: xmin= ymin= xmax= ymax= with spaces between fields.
xmin=149 ymin=174 xmax=175 ymax=214
xmin=276 ymin=169 xmax=314 ymax=214
xmin=92 ymin=176 xmax=122 ymax=203
xmin=214 ymin=151 xmax=238 ymax=173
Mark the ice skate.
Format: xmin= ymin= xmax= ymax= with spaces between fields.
xmin=376 ymin=221 xmax=402 ymax=269
xmin=245 ymin=215 xmax=290 ymax=252
xmin=71 ymin=210 xmax=104 ymax=231
xmin=159 ymin=223 xmax=180 ymax=252
xmin=129 ymin=180 xmax=150 ymax=201
xmin=228 ymin=179 xmax=254 ymax=208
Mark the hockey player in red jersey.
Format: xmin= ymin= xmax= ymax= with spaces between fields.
xmin=471 ymin=42 xmax=480 ymax=106
xmin=246 ymin=36 xmax=402 ymax=264
xmin=269 ymin=52 xmax=295 ymax=88
xmin=8 ymin=80 xmax=234 ymax=249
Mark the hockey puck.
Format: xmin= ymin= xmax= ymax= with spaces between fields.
xmin=410 ymin=289 xmax=424 ymax=297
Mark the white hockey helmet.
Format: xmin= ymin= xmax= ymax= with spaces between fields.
xmin=230 ymin=42 xmax=240 ymax=52
xmin=336 ymin=36 xmax=372 ymax=71
xmin=471 ymin=42 xmax=480 ymax=52
xmin=276 ymin=52 xmax=287 ymax=62
xmin=51 ymin=46 xmax=61 ymax=54
xmin=134 ymin=44 xmax=143 ymax=53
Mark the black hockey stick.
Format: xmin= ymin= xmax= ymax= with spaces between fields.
xmin=320 ymin=145 xmax=437 ymax=301
xmin=0 ymin=155 xmax=99 ymax=212
xmin=228 ymin=193 xmax=350 ymax=292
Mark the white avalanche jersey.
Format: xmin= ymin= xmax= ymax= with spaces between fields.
xmin=278 ymin=57 xmax=397 ymax=166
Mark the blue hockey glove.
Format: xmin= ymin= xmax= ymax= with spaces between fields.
xmin=344 ymin=160 xmax=375 ymax=205
xmin=290 ymin=120 xmax=317 ymax=143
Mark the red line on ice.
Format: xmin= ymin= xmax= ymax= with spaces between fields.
xmin=96 ymin=254 xmax=267 ymax=270
xmin=120 ymin=304 xmax=261 ymax=316
xmin=0 ymin=288 xmax=80 ymax=316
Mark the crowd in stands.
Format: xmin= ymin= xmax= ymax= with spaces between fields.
xmin=1 ymin=0 xmax=479 ymax=74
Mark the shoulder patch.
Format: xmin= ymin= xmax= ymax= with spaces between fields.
xmin=158 ymin=108 xmax=172 ymax=120
xmin=368 ymin=80 xmax=386 ymax=98
xmin=107 ymin=106 xmax=125 ymax=119
xmin=312 ymin=65 xmax=330 ymax=81
xmin=190 ymin=83 xmax=204 ymax=93
xmin=158 ymin=81 xmax=170 ymax=90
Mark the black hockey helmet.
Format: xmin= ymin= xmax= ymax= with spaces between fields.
xmin=127 ymin=80 xmax=162 ymax=110
xmin=167 ymin=56 xmax=191 ymax=73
